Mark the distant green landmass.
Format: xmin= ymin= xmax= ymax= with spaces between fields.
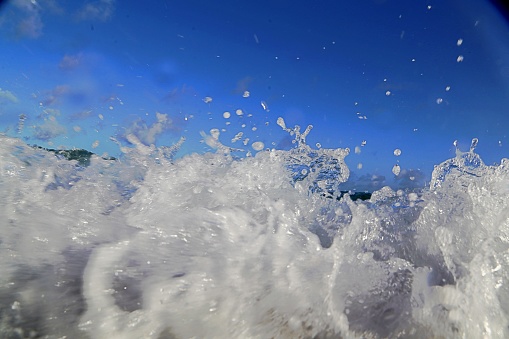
xmin=321 ymin=191 xmax=371 ymax=201
xmin=33 ymin=145 xmax=116 ymax=167
xmin=340 ymin=191 xmax=372 ymax=201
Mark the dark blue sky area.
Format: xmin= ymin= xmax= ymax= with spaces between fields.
xmin=1 ymin=0 xmax=508 ymax=187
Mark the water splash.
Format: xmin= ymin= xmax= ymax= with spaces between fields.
xmin=276 ymin=117 xmax=313 ymax=148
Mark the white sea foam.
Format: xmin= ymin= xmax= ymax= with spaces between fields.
xmin=0 ymin=134 xmax=508 ymax=338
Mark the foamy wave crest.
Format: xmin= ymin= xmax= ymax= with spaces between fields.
xmin=1 ymin=134 xmax=508 ymax=338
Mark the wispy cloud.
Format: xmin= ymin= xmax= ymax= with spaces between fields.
xmin=0 ymin=0 xmax=66 ymax=39
xmin=0 ymin=88 xmax=19 ymax=104
xmin=59 ymin=54 xmax=83 ymax=70
xmin=33 ymin=114 xmax=67 ymax=141
xmin=76 ymin=0 xmax=116 ymax=22
xmin=70 ymin=109 xmax=94 ymax=121
xmin=39 ymin=85 xmax=71 ymax=106
xmin=123 ymin=112 xmax=175 ymax=145
xmin=10 ymin=0 xmax=44 ymax=38
xmin=44 ymin=0 xmax=65 ymax=15
xmin=17 ymin=15 xmax=43 ymax=38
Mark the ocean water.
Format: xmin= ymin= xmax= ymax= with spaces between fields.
xmin=1 ymin=126 xmax=509 ymax=339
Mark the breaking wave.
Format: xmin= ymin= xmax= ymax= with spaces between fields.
xmin=1 ymin=130 xmax=508 ymax=338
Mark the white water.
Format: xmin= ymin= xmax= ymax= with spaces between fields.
xmin=1 ymin=132 xmax=509 ymax=338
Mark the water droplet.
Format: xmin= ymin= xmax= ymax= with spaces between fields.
xmin=393 ymin=149 xmax=401 ymax=156
xmin=457 ymin=38 xmax=463 ymax=46
xmin=252 ymin=141 xmax=264 ymax=151
xmin=277 ymin=117 xmax=286 ymax=129
xmin=235 ymin=109 xmax=243 ymax=116
xmin=385 ymin=90 xmax=391 ymax=96
xmin=457 ymin=55 xmax=464 ymax=62
xmin=210 ymin=128 xmax=220 ymax=140
xmin=392 ymin=164 xmax=401 ymax=176
xmin=203 ymin=96 xmax=213 ymax=103
xmin=243 ymin=91 xmax=250 ymax=98
xmin=223 ymin=111 xmax=231 ymax=119
xmin=231 ymin=132 xmax=243 ymax=143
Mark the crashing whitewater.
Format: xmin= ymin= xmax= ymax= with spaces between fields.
xmin=0 ymin=132 xmax=509 ymax=338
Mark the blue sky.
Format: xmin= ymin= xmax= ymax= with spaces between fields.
xmin=1 ymin=0 xmax=509 ymax=188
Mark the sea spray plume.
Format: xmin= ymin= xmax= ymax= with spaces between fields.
xmin=111 ymin=133 xmax=185 ymax=165
xmin=276 ymin=117 xmax=350 ymax=199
